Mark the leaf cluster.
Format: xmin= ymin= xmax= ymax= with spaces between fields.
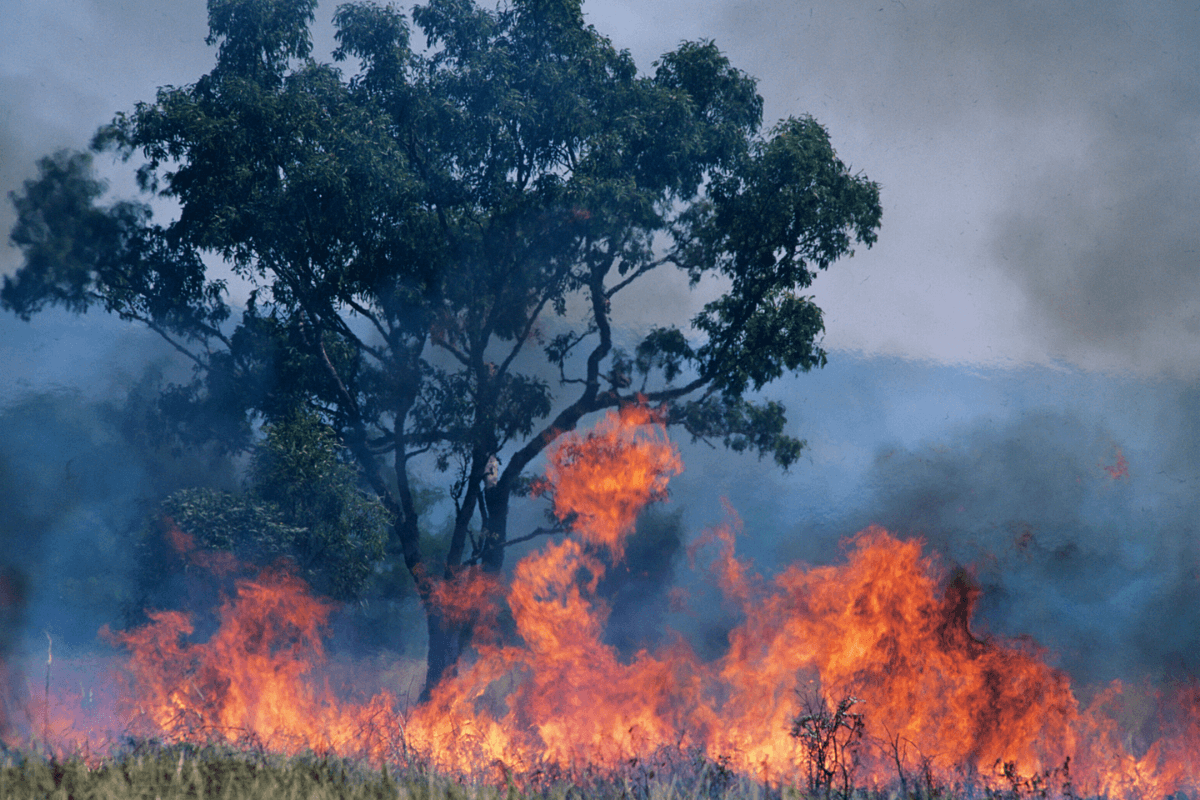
xmin=140 ymin=411 xmax=389 ymax=604
xmin=4 ymin=151 xmax=227 ymax=343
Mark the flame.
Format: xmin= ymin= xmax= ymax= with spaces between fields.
xmin=98 ymin=567 xmax=402 ymax=759
xmin=540 ymin=404 xmax=682 ymax=559
xmin=7 ymin=405 xmax=1200 ymax=797
xmin=165 ymin=520 xmax=239 ymax=576
xmin=1105 ymin=447 xmax=1130 ymax=480
xmin=430 ymin=569 xmax=503 ymax=630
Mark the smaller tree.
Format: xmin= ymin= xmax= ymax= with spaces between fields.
xmin=134 ymin=410 xmax=390 ymax=615
xmin=248 ymin=409 xmax=392 ymax=597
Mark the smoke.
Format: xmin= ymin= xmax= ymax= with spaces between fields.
xmin=1 ymin=0 xmax=1198 ymax=733
xmin=857 ymin=409 xmax=1194 ymax=685
xmin=991 ymin=3 xmax=1200 ymax=373
xmin=596 ymin=507 xmax=686 ymax=658
xmin=0 ymin=0 xmax=345 ymax=288
xmin=4 ymin=308 xmax=1200 ymax=737
xmin=0 ymin=337 xmax=240 ymax=670
xmin=0 ymin=0 xmax=207 ymax=278
xmin=5 ymin=0 xmax=1199 ymax=376
xmin=677 ymin=0 xmax=1200 ymax=375
xmin=635 ymin=352 xmax=1200 ymax=689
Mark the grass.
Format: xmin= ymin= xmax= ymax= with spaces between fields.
xmin=0 ymin=747 xmax=406 ymax=800
xmin=0 ymin=741 xmax=1106 ymax=800
xmin=0 ymin=745 xmax=796 ymax=800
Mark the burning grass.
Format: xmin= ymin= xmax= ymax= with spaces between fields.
xmin=4 ymin=407 xmax=1200 ymax=799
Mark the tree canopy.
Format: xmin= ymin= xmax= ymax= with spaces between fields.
xmin=4 ymin=0 xmax=881 ymax=692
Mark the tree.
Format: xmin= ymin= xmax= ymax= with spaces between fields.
xmin=3 ymin=0 xmax=882 ymax=696
xmin=135 ymin=409 xmax=390 ymax=617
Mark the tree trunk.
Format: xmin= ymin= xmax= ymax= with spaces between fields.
xmin=420 ymin=606 xmax=463 ymax=703
xmin=417 ymin=486 xmax=511 ymax=700
xmin=480 ymin=484 xmax=509 ymax=573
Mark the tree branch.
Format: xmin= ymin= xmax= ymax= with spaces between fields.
xmin=431 ymin=330 xmax=471 ymax=366
xmin=466 ymin=522 xmax=567 ymax=565
xmin=125 ymin=314 xmax=209 ymax=370
xmin=345 ymin=296 xmax=393 ymax=356
xmin=604 ymin=255 xmax=671 ymax=299
xmin=496 ymin=274 xmax=561 ymax=378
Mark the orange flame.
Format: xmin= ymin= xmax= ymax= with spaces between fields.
xmin=540 ymin=404 xmax=682 ymax=559
xmin=430 ymin=568 xmax=503 ymax=630
xmin=8 ymin=406 xmax=1200 ymax=797
xmin=100 ymin=567 xmax=401 ymax=758
xmin=1105 ymin=447 xmax=1129 ymax=480
xmin=165 ymin=519 xmax=239 ymax=576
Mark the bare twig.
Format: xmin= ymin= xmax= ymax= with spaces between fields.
xmin=465 ymin=523 xmax=568 ymax=565
xmin=791 ymin=690 xmax=865 ymax=800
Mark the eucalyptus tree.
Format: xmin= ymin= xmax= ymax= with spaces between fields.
xmin=4 ymin=0 xmax=881 ymax=693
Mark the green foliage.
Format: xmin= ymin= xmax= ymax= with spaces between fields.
xmin=147 ymin=411 xmax=389 ymax=603
xmin=3 ymin=151 xmax=222 ymax=338
xmin=678 ymin=115 xmax=880 ymax=397
xmin=672 ymin=396 xmax=805 ymax=468
xmin=250 ymin=411 xmax=392 ymax=551
xmin=207 ymin=0 xmax=318 ymax=80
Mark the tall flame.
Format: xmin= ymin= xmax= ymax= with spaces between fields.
xmin=9 ymin=406 xmax=1200 ymax=797
xmin=100 ymin=567 xmax=401 ymax=759
xmin=541 ymin=404 xmax=683 ymax=559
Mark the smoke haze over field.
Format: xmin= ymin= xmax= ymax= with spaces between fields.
xmin=4 ymin=314 xmax=1200 ymax=695
xmin=2 ymin=0 xmax=1200 ymax=716
xmin=626 ymin=356 xmax=1195 ymax=688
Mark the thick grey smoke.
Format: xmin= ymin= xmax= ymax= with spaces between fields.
xmin=857 ymin=409 xmax=1197 ymax=685
xmin=0 ymin=309 xmax=242 ymax=664
xmin=987 ymin=3 xmax=1200 ymax=372
xmin=6 ymin=348 xmax=251 ymax=655
xmin=695 ymin=0 xmax=1200 ymax=374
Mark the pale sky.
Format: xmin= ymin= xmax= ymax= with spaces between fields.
xmin=3 ymin=0 xmax=1198 ymax=375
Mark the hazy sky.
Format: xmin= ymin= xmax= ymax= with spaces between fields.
xmin=3 ymin=0 xmax=1197 ymax=376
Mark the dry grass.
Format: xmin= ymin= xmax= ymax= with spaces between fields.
xmin=0 ymin=745 xmax=804 ymax=800
xmin=0 ymin=747 xmax=405 ymax=800
xmin=0 ymin=742 xmax=1095 ymax=800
